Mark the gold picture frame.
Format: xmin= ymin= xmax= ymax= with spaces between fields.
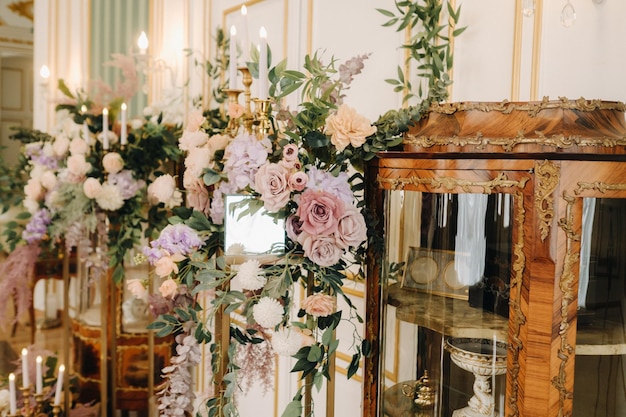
xmin=401 ymin=247 xmax=469 ymax=300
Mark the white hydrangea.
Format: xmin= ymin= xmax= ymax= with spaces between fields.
xmin=271 ymin=327 xmax=303 ymax=356
xmin=252 ymin=297 xmax=284 ymax=329
xmin=235 ymin=259 xmax=267 ymax=291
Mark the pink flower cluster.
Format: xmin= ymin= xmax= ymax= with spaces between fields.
xmin=253 ymin=144 xmax=306 ymax=212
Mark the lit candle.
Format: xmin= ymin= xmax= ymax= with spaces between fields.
xmin=240 ymin=6 xmax=249 ymax=63
xmin=81 ymin=105 xmax=90 ymax=146
xmin=102 ymin=108 xmax=109 ymax=150
xmin=21 ymin=348 xmax=29 ymax=387
xmin=120 ymin=103 xmax=127 ymax=146
xmin=9 ymin=373 xmax=16 ymax=415
xmin=138 ymin=31 xmax=148 ymax=55
xmin=39 ymin=65 xmax=50 ymax=82
xmin=229 ymin=26 xmax=237 ymax=90
xmin=54 ymin=365 xmax=65 ymax=406
xmin=36 ymin=356 xmax=43 ymax=395
xmin=258 ymin=27 xmax=268 ymax=100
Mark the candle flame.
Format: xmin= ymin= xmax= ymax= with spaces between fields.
xmin=241 ymin=5 xmax=247 ymax=15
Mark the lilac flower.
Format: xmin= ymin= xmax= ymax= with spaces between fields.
xmin=107 ymin=169 xmax=146 ymax=200
xmin=22 ymin=208 xmax=52 ymax=244
xmin=305 ymin=166 xmax=354 ymax=205
xmin=145 ymin=224 xmax=203 ymax=261
xmin=222 ymin=133 xmax=270 ymax=190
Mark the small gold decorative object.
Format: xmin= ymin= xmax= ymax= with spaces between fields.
xmin=254 ymin=98 xmax=272 ymax=137
xmin=402 ymin=370 xmax=435 ymax=411
xmin=224 ymin=88 xmax=243 ymax=137
xmin=52 ymin=404 xmax=62 ymax=417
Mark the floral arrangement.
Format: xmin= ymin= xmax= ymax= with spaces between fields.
xmin=0 ymin=53 xmax=182 ymax=330
xmin=129 ymin=52 xmax=393 ymax=416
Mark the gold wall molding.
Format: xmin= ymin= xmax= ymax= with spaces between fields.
xmin=7 ymin=0 xmax=33 ymax=21
xmin=552 ymin=193 xmax=579 ymax=415
xmin=535 ymin=160 xmax=560 ymax=241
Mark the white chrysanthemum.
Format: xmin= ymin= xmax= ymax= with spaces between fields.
xmin=252 ymin=297 xmax=284 ymax=329
xmin=235 ymin=259 xmax=266 ymax=291
xmin=271 ymin=327 xmax=303 ymax=356
xmin=95 ymin=183 xmax=124 ymax=211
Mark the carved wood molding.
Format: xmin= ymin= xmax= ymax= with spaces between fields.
xmin=535 ymin=161 xmax=560 ymax=241
xmin=404 ymin=133 xmax=626 ymax=152
xmin=575 ymin=181 xmax=626 ymax=195
xmin=377 ymin=172 xmax=528 ymax=193
xmin=553 ymin=193 xmax=580 ymax=416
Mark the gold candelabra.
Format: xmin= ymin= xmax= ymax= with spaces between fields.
xmin=9 ymin=385 xmax=63 ymax=417
xmin=224 ymin=88 xmax=243 ymax=137
xmin=253 ymin=99 xmax=272 ymax=137
xmin=239 ymin=66 xmax=255 ymax=134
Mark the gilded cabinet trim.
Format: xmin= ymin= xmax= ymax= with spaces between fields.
xmin=535 ymin=160 xmax=560 ymax=241
xmin=377 ymin=171 xmax=529 ymax=417
xmin=575 ymin=181 xmax=626 ymax=195
xmin=553 ymin=193 xmax=579 ymax=415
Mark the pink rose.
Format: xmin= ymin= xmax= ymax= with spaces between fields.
xmin=325 ymin=103 xmax=377 ymax=152
xmin=301 ymin=234 xmax=343 ymax=267
xmin=254 ymin=163 xmax=291 ymax=212
xmin=335 ymin=206 xmax=367 ymax=248
xmin=83 ymin=177 xmax=102 ymax=199
xmin=158 ymin=278 xmax=179 ymax=299
xmin=186 ymin=109 xmax=205 ymax=132
xmin=155 ymin=257 xmax=179 ymax=278
xmin=184 ymin=176 xmax=211 ymax=215
xmin=301 ymin=293 xmax=337 ymax=317
xmin=296 ymin=189 xmax=344 ymax=236
xmin=102 ymin=152 xmax=124 ymax=174
xmin=288 ymin=171 xmax=308 ymax=192
xmin=285 ymin=215 xmax=304 ymax=243
xmin=282 ymin=144 xmax=299 ymax=162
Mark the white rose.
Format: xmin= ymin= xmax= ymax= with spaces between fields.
xmin=66 ymin=154 xmax=92 ymax=177
xmin=29 ymin=164 xmax=45 ymax=180
xmin=148 ymin=174 xmax=178 ymax=206
xmin=83 ymin=177 xmax=102 ymax=199
xmin=184 ymin=148 xmax=212 ymax=179
xmin=102 ymin=152 xmax=124 ymax=174
xmin=207 ymin=134 xmax=230 ymax=155
xmin=179 ymin=130 xmax=209 ymax=151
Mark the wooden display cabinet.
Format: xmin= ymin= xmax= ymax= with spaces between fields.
xmin=363 ymin=99 xmax=626 ymax=417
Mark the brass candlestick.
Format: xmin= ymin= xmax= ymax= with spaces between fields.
xmin=52 ymin=404 xmax=62 ymax=417
xmin=224 ymin=88 xmax=243 ymax=137
xmin=253 ymin=98 xmax=272 ymax=137
xmin=239 ymin=66 xmax=255 ymax=133
xmin=19 ymin=386 xmax=32 ymax=417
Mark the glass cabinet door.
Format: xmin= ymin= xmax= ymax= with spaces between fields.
xmin=380 ymin=190 xmax=515 ymax=417
xmin=574 ymin=197 xmax=626 ymax=416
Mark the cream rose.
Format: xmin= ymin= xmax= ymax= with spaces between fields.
xmin=207 ymin=134 xmax=231 ymax=155
xmin=52 ymin=135 xmax=70 ymax=156
xmin=102 ymin=152 xmax=124 ymax=174
xmin=66 ymin=154 xmax=92 ymax=178
xmin=335 ymin=206 xmax=368 ymax=248
xmin=127 ymin=279 xmax=148 ymax=301
xmin=325 ymin=103 xmax=377 ymax=152
xmin=158 ymin=278 xmax=179 ymax=298
xmin=155 ymin=257 xmax=179 ymax=279
xmin=148 ymin=174 xmax=178 ymax=205
xmin=24 ymin=178 xmax=44 ymax=201
xmin=83 ymin=177 xmax=102 ymax=199
xmin=179 ymin=130 xmax=209 ymax=151
xmin=70 ymin=138 xmax=89 ymax=155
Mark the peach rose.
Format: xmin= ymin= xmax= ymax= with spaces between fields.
xmin=66 ymin=154 xmax=92 ymax=178
xmin=102 ymin=152 xmax=124 ymax=174
xmin=158 ymin=278 xmax=179 ymax=298
xmin=301 ymin=293 xmax=336 ymax=318
xmin=24 ymin=178 xmax=44 ymax=201
xmin=52 ymin=136 xmax=70 ymax=157
xmin=335 ymin=206 xmax=367 ymax=248
xmin=83 ymin=177 xmax=102 ymax=199
xmin=325 ymin=103 xmax=377 ymax=152
xmin=296 ymin=189 xmax=344 ymax=236
xmin=127 ymin=279 xmax=148 ymax=301
xmin=227 ymin=102 xmax=245 ymax=119
xmin=40 ymin=171 xmax=58 ymax=191
xmin=155 ymin=256 xmax=179 ymax=278
xmin=186 ymin=109 xmax=205 ymax=132
xmin=148 ymin=174 xmax=178 ymax=205
xmin=70 ymin=138 xmax=89 ymax=155
xmin=254 ymin=162 xmax=291 ymax=212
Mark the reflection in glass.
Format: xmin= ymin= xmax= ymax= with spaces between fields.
xmin=381 ymin=191 xmax=512 ymax=417
xmin=575 ymin=198 xmax=626 ymax=416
